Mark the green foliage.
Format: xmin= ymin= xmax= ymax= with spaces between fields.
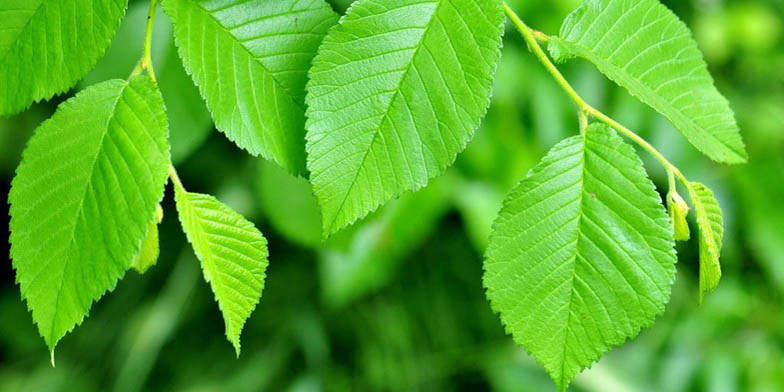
xmin=173 ymin=181 xmax=269 ymax=355
xmin=485 ymin=124 xmax=676 ymax=391
xmin=163 ymin=0 xmax=339 ymax=175
xmin=550 ymin=0 xmax=748 ymax=164
xmin=8 ymin=75 xmax=170 ymax=354
xmin=305 ymin=0 xmax=505 ymax=237
xmin=0 ymin=0 xmax=758 ymax=387
xmin=132 ymin=205 xmax=164 ymax=274
xmin=688 ymin=181 xmax=724 ymax=303
xmin=667 ymin=191 xmax=691 ymax=241
xmin=0 ymin=0 xmax=129 ymax=116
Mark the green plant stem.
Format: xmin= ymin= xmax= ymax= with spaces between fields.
xmin=502 ymin=2 xmax=689 ymax=187
xmin=169 ymin=165 xmax=184 ymax=191
xmin=130 ymin=0 xmax=159 ymax=81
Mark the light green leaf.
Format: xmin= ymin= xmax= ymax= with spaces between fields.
xmin=484 ymin=124 xmax=676 ymax=391
xmin=163 ymin=0 xmax=339 ymax=175
xmin=0 ymin=0 xmax=129 ymax=116
xmin=688 ymin=181 xmax=723 ymax=303
xmin=305 ymin=0 xmax=505 ymax=237
xmin=132 ymin=205 xmax=164 ymax=274
xmin=9 ymin=75 xmax=171 ymax=353
xmin=667 ymin=190 xmax=691 ymax=241
xmin=550 ymin=0 xmax=747 ymax=164
xmin=173 ymin=182 xmax=268 ymax=355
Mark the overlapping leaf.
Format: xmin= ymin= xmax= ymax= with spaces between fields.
xmin=163 ymin=0 xmax=339 ymax=175
xmin=9 ymin=75 xmax=170 ymax=353
xmin=484 ymin=124 xmax=676 ymax=391
xmin=132 ymin=205 xmax=164 ymax=274
xmin=550 ymin=0 xmax=747 ymax=164
xmin=305 ymin=0 xmax=505 ymax=236
xmin=0 ymin=0 xmax=128 ymax=116
xmin=174 ymin=183 xmax=268 ymax=355
xmin=688 ymin=182 xmax=723 ymax=302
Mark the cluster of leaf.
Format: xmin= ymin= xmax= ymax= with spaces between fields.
xmin=1 ymin=0 xmax=748 ymax=389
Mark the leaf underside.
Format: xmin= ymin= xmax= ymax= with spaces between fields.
xmin=305 ymin=0 xmax=505 ymax=237
xmin=484 ymin=124 xmax=676 ymax=391
xmin=163 ymin=0 xmax=339 ymax=175
xmin=9 ymin=75 xmax=171 ymax=352
xmin=174 ymin=186 xmax=269 ymax=355
xmin=0 ymin=0 xmax=129 ymax=116
xmin=688 ymin=181 xmax=723 ymax=302
xmin=551 ymin=0 xmax=747 ymax=164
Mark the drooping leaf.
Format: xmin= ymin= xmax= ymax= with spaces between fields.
xmin=688 ymin=181 xmax=723 ymax=303
xmin=484 ymin=124 xmax=676 ymax=391
xmin=550 ymin=0 xmax=747 ymax=164
xmin=305 ymin=0 xmax=505 ymax=237
xmin=163 ymin=0 xmax=339 ymax=175
xmin=9 ymin=75 xmax=170 ymax=353
xmin=132 ymin=205 xmax=164 ymax=274
xmin=668 ymin=190 xmax=691 ymax=241
xmin=173 ymin=182 xmax=268 ymax=355
xmin=0 ymin=0 xmax=129 ymax=116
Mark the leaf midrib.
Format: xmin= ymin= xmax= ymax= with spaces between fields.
xmin=47 ymin=81 xmax=130 ymax=345
xmin=558 ymin=135 xmax=586 ymax=389
xmin=323 ymin=0 xmax=442 ymax=234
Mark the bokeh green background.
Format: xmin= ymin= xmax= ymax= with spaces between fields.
xmin=1 ymin=0 xmax=782 ymax=390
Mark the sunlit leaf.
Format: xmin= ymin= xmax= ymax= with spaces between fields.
xmin=305 ymin=0 xmax=505 ymax=236
xmin=484 ymin=124 xmax=676 ymax=391
xmin=550 ymin=0 xmax=747 ymax=164
xmin=174 ymin=183 xmax=268 ymax=355
xmin=163 ymin=0 xmax=339 ymax=175
xmin=0 ymin=0 xmax=129 ymax=115
xmin=688 ymin=181 xmax=723 ymax=302
xmin=9 ymin=75 xmax=170 ymax=353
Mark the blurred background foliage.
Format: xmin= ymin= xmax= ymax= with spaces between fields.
xmin=1 ymin=0 xmax=783 ymax=390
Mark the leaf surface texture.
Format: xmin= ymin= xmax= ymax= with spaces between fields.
xmin=551 ymin=0 xmax=747 ymax=164
xmin=0 ymin=0 xmax=128 ymax=115
xmin=163 ymin=0 xmax=339 ymax=175
xmin=484 ymin=124 xmax=676 ymax=391
xmin=9 ymin=75 xmax=170 ymax=352
xmin=688 ymin=181 xmax=723 ymax=302
xmin=174 ymin=185 xmax=268 ymax=355
xmin=305 ymin=0 xmax=505 ymax=236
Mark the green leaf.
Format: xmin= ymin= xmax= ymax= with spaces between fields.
xmin=550 ymin=0 xmax=747 ymax=164
xmin=667 ymin=190 xmax=691 ymax=241
xmin=163 ymin=0 xmax=339 ymax=175
xmin=173 ymin=182 xmax=268 ymax=355
xmin=484 ymin=124 xmax=676 ymax=391
xmin=305 ymin=0 xmax=505 ymax=237
xmin=132 ymin=205 xmax=164 ymax=274
xmin=0 ymin=0 xmax=129 ymax=116
xmin=9 ymin=75 xmax=171 ymax=353
xmin=688 ymin=181 xmax=723 ymax=303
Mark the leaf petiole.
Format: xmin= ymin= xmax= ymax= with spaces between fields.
xmin=503 ymin=2 xmax=690 ymax=189
xmin=130 ymin=0 xmax=159 ymax=81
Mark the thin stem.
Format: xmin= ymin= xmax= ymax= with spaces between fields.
xmin=579 ymin=110 xmax=588 ymax=134
xmin=141 ymin=0 xmax=159 ymax=81
xmin=168 ymin=165 xmax=184 ymax=191
xmin=130 ymin=0 xmax=159 ymax=81
xmin=503 ymin=2 xmax=588 ymax=111
xmin=503 ymin=2 xmax=690 ymax=187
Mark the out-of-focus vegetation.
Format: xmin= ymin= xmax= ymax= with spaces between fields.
xmin=1 ymin=0 xmax=782 ymax=390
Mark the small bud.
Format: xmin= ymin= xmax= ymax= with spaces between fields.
xmin=667 ymin=191 xmax=690 ymax=241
